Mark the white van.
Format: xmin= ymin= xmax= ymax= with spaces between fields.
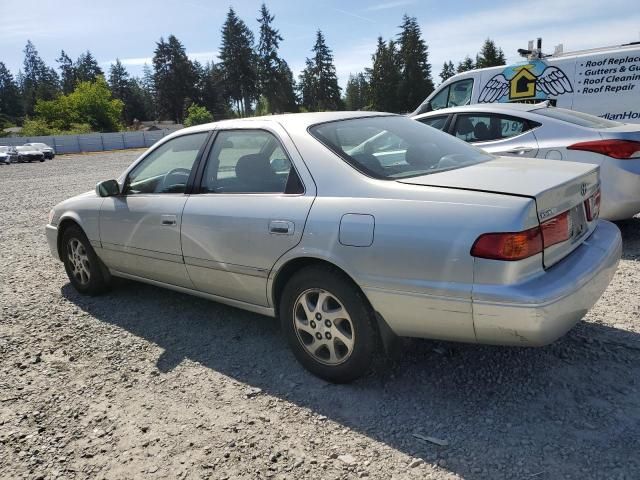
xmin=413 ymin=42 xmax=640 ymax=123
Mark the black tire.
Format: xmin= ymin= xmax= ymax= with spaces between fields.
xmin=279 ymin=265 xmax=378 ymax=383
xmin=61 ymin=225 xmax=110 ymax=295
xmin=39 ymin=158 xmax=45 ymax=162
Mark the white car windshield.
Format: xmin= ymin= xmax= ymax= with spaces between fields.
xmin=309 ymin=115 xmax=492 ymax=179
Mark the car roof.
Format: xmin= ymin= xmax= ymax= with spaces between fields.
xmin=178 ymin=111 xmax=397 ymax=135
xmin=413 ymin=102 xmax=545 ymax=118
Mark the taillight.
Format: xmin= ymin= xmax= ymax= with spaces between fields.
xmin=471 ymin=211 xmax=572 ymax=261
xmin=584 ymin=189 xmax=601 ymax=221
xmin=567 ymin=139 xmax=640 ymax=159
xmin=471 ymin=227 xmax=542 ymax=261
xmin=540 ymin=211 xmax=571 ymax=247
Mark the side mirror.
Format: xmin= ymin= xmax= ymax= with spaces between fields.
xmin=96 ymin=179 xmax=120 ymax=197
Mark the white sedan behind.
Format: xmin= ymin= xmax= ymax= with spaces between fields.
xmin=412 ymin=103 xmax=640 ymax=220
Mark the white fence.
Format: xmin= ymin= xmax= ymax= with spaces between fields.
xmin=0 ymin=130 xmax=173 ymax=154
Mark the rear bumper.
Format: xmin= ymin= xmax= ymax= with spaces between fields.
xmin=363 ymin=220 xmax=621 ymax=346
xmin=46 ymin=224 xmax=59 ymax=261
xmin=471 ymin=220 xmax=622 ymax=345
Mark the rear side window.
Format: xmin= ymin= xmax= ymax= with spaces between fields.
xmin=200 ymin=130 xmax=302 ymax=194
xmin=453 ymin=114 xmax=534 ymax=142
xmin=532 ymin=107 xmax=620 ymax=128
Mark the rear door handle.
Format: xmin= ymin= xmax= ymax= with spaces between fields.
xmin=269 ymin=220 xmax=294 ymax=235
xmin=161 ymin=214 xmax=177 ymax=226
xmin=504 ymin=146 xmax=534 ymax=155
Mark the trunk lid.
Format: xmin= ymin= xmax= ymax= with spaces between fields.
xmin=399 ymin=157 xmax=600 ymax=267
xmin=600 ymin=124 xmax=640 ymax=142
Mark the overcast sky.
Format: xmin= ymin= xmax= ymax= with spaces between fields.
xmin=1 ymin=0 xmax=639 ymax=88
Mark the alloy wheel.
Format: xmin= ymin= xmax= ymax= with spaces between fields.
xmin=67 ymin=238 xmax=91 ymax=285
xmin=293 ymin=288 xmax=355 ymax=365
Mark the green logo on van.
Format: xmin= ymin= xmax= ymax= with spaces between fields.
xmin=479 ymin=59 xmax=573 ymax=103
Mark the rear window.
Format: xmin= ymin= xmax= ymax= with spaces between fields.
xmin=309 ymin=116 xmax=492 ymax=180
xmin=532 ymin=107 xmax=620 ymax=128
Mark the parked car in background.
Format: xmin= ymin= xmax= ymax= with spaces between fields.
xmin=0 ymin=146 xmax=18 ymax=164
xmin=15 ymin=145 xmax=45 ymax=163
xmin=412 ymin=103 xmax=640 ymax=220
xmin=46 ymin=112 xmax=621 ymax=382
xmin=24 ymin=142 xmax=55 ymax=159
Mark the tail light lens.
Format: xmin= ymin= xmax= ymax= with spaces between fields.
xmin=584 ymin=189 xmax=601 ymax=221
xmin=471 ymin=227 xmax=543 ymax=261
xmin=540 ymin=211 xmax=571 ymax=247
xmin=567 ymin=139 xmax=640 ymax=159
xmin=471 ymin=211 xmax=571 ymax=261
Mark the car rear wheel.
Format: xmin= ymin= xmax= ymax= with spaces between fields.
xmin=280 ymin=266 xmax=378 ymax=383
xmin=61 ymin=225 xmax=110 ymax=295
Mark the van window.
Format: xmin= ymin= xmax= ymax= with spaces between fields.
xmin=532 ymin=107 xmax=620 ymax=128
xmin=423 ymin=79 xmax=474 ymax=113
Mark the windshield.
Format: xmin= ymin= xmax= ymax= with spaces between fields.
xmin=532 ymin=107 xmax=620 ymax=128
xmin=309 ymin=115 xmax=492 ymax=179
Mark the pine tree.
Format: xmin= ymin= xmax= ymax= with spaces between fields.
xmin=475 ymin=38 xmax=506 ymax=68
xmin=153 ymin=35 xmax=197 ymax=123
xmin=57 ymin=50 xmax=76 ymax=94
xmin=344 ymin=73 xmax=369 ymax=111
xmin=126 ymin=78 xmax=152 ymax=122
xmin=457 ymin=56 xmax=475 ymax=73
xmin=109 ymin=59 xmax=143 ymax=124
xmin=108 ymin=59 xmax=129 ymax=101
xmin=396 ymin=15 xmax=433 ymax=112
xmin=219 ymin=7 xmax=258 ymax=116
xmin=21 ymin=40 xmax=60 ymax=115
xmin=198 ymin=62 xmax=230 ymax=119
xmin=298 ymin=30 xmax=341 ymax=111
xmin=298 ymin=58 xmax=317 ymax=111
xmin=141 ymin=64 xmax=157 ymax=120
xmin=256 ymin=3 xmax=296 ymax=113
xmin=439 ymin=61 xmax=456 ymax=83
xmin=368 ymin=37 xmax=402 ymax=112
xmin=0 ymin=62 xmax=23 ymax=124
xmin=75 ymin=51 xmax=103 ymax=83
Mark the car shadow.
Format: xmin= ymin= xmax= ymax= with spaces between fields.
xmin=60 ymin=263 xmax=640 ymax=478
xmin=615 ymin=216 xmax=640 ymax=261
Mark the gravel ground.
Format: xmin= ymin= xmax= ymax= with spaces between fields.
xmin=1 ymin=150 xmax=639 ymax=480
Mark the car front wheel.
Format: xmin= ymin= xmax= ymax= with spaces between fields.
xmin=280 ymin=266 xmax=378 ymax=383
xmin=61 ymin=225 xmax=110 ymax=295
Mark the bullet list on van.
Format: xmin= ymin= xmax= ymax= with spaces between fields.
xmin=577 ymin=56 xmax=640 ymax=95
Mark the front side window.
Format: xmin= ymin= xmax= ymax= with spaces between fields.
xmin=453 ymin=114 xmax=530 ymax=142
xmin=428 ymin=86 xmax=450 ymax=111
xmin=310 ymin=115 xmax=492 ymax=179
xmin=447 ymin=79 xmax=473 ymax=107
xmin=201 ymin=130 xmax=302 ymax=194
xmin=125 ymin=132 xmax=208 ymax=194
xmin=417 ymin=115 xmax=448 ymax=130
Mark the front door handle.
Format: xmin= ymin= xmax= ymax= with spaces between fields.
xmin=504 ymin=146 xmax=534 ymax=155
xmin=161 ymin=214 xmax=177 ymax=226
xmin=269 ymin=220 xmax=294 ymax=235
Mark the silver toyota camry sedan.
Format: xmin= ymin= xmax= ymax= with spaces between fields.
xmin=46 ymin=112 xmax=622 ymax=382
